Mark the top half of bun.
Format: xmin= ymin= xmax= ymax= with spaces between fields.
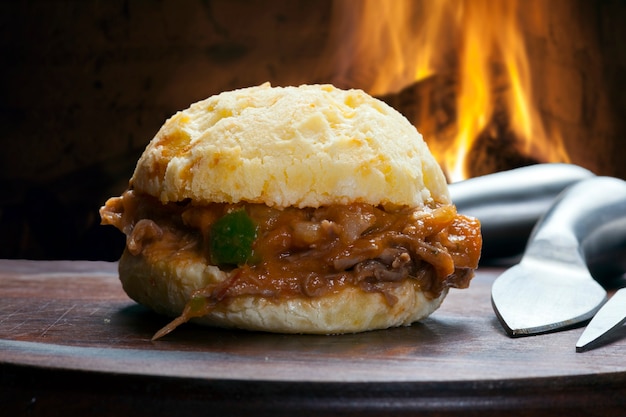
xmin=130 ymin=83 xmax=449 ymax=209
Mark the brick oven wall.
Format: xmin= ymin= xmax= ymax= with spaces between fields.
xmin=521 ymin=0 xmax=626 ymax=179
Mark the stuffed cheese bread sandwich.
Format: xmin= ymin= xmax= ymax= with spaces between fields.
xmin=100 ymin=83 xmax=482 ymax=339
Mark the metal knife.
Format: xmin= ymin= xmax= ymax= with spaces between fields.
xmin=449 ymin=163 xmax=594 ymax=261
xmin=576 ymin=288 xmax=626 ymax=352
xmin=491 ymin=176 xmax=626 ymax=337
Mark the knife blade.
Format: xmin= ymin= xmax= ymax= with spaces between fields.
xmin=491 ymin=176 xmax=626 ymax=337
xmin=576 ymin=288 xmax=626 ymax=352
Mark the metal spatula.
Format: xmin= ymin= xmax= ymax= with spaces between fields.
xmin=491 ymin=176 xmax=626 ymax=337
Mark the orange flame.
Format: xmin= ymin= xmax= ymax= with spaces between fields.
xmin=324 ymin=0 xmax=570 ymax=181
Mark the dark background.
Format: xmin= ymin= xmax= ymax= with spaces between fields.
xmin=0 ymin=0 xmax=335 ymax=260
xmin=1 ymin=0 xmax=625 ymax=261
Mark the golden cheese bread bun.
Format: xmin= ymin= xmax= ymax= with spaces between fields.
xmin=131 ymin=83 xmax=450 ymax=208
xmin=100 ymin=83 xmax=482 ymax=339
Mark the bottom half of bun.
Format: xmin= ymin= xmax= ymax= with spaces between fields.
xmin=118 ymin=248 xmax=449 ymax=335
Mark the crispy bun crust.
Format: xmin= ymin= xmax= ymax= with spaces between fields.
xmin=130 ymin=83 xmax=450 ymax=208
xmin=119 ymin=249 xmax=448 ymax=334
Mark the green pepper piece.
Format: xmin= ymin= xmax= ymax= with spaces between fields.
xmin=209 ymin=209 xmax=258 ymax=266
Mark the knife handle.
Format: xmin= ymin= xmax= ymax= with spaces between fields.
xmin=449 ymin=163 xmax=594 ymax=262
xmin=527 ymin=176 xmax=626 ymax=282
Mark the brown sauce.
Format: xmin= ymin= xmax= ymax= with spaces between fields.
xmin=101 ymin=190 xmax=482 ymax=305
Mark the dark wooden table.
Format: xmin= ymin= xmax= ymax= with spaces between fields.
xmin=1 ymin=260 xmax=625 ymax=416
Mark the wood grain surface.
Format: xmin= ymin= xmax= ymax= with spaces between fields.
xmin=1 ymin=259 xmax=625 ymax=416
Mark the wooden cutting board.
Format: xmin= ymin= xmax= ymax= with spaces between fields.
xmin=1 ymin=259 xmax=626 ymax=416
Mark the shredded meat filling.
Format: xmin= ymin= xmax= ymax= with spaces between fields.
xmin=101 ymin=190 xmax=482 ymax=307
